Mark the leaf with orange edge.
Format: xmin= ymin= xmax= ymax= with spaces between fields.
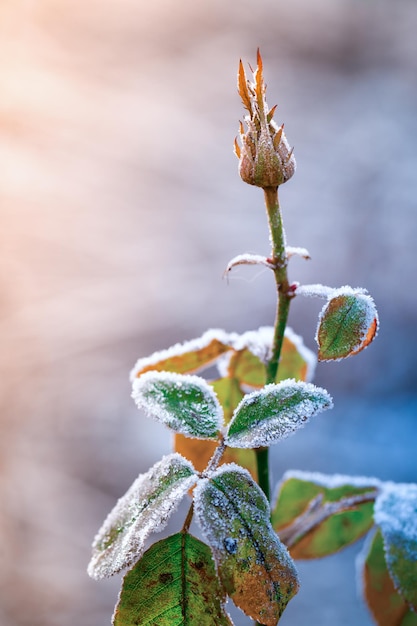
xmin=316 ymin=287 xmax=378 ymax=361
xmin=360 ymin=529 xmax=417 ymax=626
xmin=194 ymin=465 xmax=299 ymax=625
xmin=238 ymin=59 xmax=252 ymax=115
xmin=130 ymin=329 xmax=233 ymax=380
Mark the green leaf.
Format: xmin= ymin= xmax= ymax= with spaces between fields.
xmin=374 ymin=483 xmax=417 ymax=612
xmin=272 ymin=471 xmax=379 ymax=559
xmin=113 ymin=532 xmax=233 ymax=626
xmin=360 ymin=529 xmax=417 ymax=626
xmin=130 ymin=329 xmax=233 ymax=379
xmin=132 ymin=371 xmax=223 ymax=439
xmin=174 ymin=379 xmax=257 ymax=480
xmin=225 ymin=380 xmax=332 ymax=449
xmin=316 ymin=288 xmax=378 ymax=361
xmin=194 ymin=464 xmax=299 ymax=625
xmin=87 ymin=454 xmax=196 ymax=579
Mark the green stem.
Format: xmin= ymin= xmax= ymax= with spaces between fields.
xmin=255 ymin=187 xmax=293 ymax=508
xmin=255 ymin=447 xmax=270 ymax=502
xmin=264 ymin=186 xmax=292 ymax=385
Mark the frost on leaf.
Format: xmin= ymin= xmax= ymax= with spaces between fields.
xmin=132 ymin=371 xmax=224 ymax=439
xmin=225 ymin=380 xmax=332 ymax=449
xmin=113 ymin=533 xmax=233 ymax=626
xmin=316 ymin=287 xmax=378 ymax=361
xmin=374 ymin=482 xmax=417 ymax=612
xmin=359 ymin=529 xmax=417 ymax=626
xmin=272 ymin=470 xmax=380 ymax=559
xmin=130 ymin=329 xmax=235 ymax=381
xmin=194 ymin=464 xmax=299 ymax=625
xmin=175 ymin=377 xmax=258 ymax=480
xmin=87 ymin=454 xmax=196 ymax=579
xmin=224 ymin=252 xmax=275 ymax=276
xmin=217 ymin=326 xmax=316 ymax=386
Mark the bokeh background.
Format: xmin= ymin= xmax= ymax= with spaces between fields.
xmin=1 ymin=0 xmax=416 ymax=624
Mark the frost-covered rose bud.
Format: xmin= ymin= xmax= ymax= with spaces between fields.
xmin=234 ymin=51 xmax=296 ymax=188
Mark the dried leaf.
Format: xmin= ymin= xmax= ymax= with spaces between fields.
xmin=238 ymin=59 xmax=252 ymax=114
xmin=267 ymin=104 xmax=278 ymax=123
xmin=254 ymin=48 xmax=264 ymax=111
xmin=130 ymin=329 xmax=233 ymax=380
xmin=132 ymin=371 xmax=223 ymax=439
xmin=225 ymin=380 xmax=332 ymax=449
xmin=113 ymin=532 xmax=233 ymax=626
xmin=233 ymin=136 xmax=241 ymax=159
xmin=194 ymin=464 xmax=299 ymax=625
xmin=88 ymin=454 xmax=196 ymax=579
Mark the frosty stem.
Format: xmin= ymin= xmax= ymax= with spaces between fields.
xmin=255 ymin=186 xmax=292 ymax=504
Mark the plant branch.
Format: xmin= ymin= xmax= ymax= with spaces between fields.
xmin=255 ymin=186 xmax=293 ymax=505
xmin=278 ymin=490 xmax=379 ymax=548
xmin=264 ymin=186 xmax=293 ymax=385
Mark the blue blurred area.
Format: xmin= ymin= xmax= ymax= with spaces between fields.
xmin=0 ymin=1 xmax=416 ymax=624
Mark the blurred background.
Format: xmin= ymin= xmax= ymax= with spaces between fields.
xmin=1 ymin=0 xmax=416 ymax=624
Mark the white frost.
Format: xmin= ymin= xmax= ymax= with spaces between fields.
xmin=374 ymin=482 xmax=417 ymax=609
xmin=374 ymin=481 xmax=417 ymax=556
xmin=129 ymin=328 xmax=237 ymax=381
xmin=223 ymin=253 xmax=275 ymax=275
xmin=132 ymin=371 xmax=224 ymax=439
xmin=315 ymin=287 xmax=379 ymax=360
xmin=278 ymin=469 xmax=383 ymax=491
xmin=296 ymin=283 xmax=335 ymax=299
xmin=87 ymin=453 xmax=196 ymax=580
xmin=225 ymin=380 xmax=333 ymax=449
xmin=216 ymin=326 xmax=316 ymax=382
xmin=286 ymin=246 xmax=311 ymax=260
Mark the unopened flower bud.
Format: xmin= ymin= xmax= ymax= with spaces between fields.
xmin=234 ymin=51 xmax=296 ymax=188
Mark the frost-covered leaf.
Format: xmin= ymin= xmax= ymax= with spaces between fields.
xmin=174 ymin=378 xmax=257 ymax=480
xmin=374 ymin=483 xmax=417 ymax=611
xmin=272 ymin=471 xmax=380 ymax=559
xmin=286 ymin=246 xmax=311 ymax=260
xmin=132 ymin=371 xmax=223 ymax=439
xmin=87 ymin=454 xmax=196 ymax=579
xmin=113 ymin=532 xmax=233 ymax=626
xmin=194 ymin=464 xmax=299 ymax=625
xmin=130 ymin=329 xmax=234 ymax=380
xmin=316 ymin=287 xmax=378 ymax=361
xmin=295 ymin=283 xmax=334 ymax=298
xmin=224 ymin=253 xmax=275 ymax=275
xmin=218 ymin=327 xmax=316 ymax=387
xmin=359 ymin=529 xmax=417 ymax=626
xmin=225 ymin=380 xmax=332 ymax=449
